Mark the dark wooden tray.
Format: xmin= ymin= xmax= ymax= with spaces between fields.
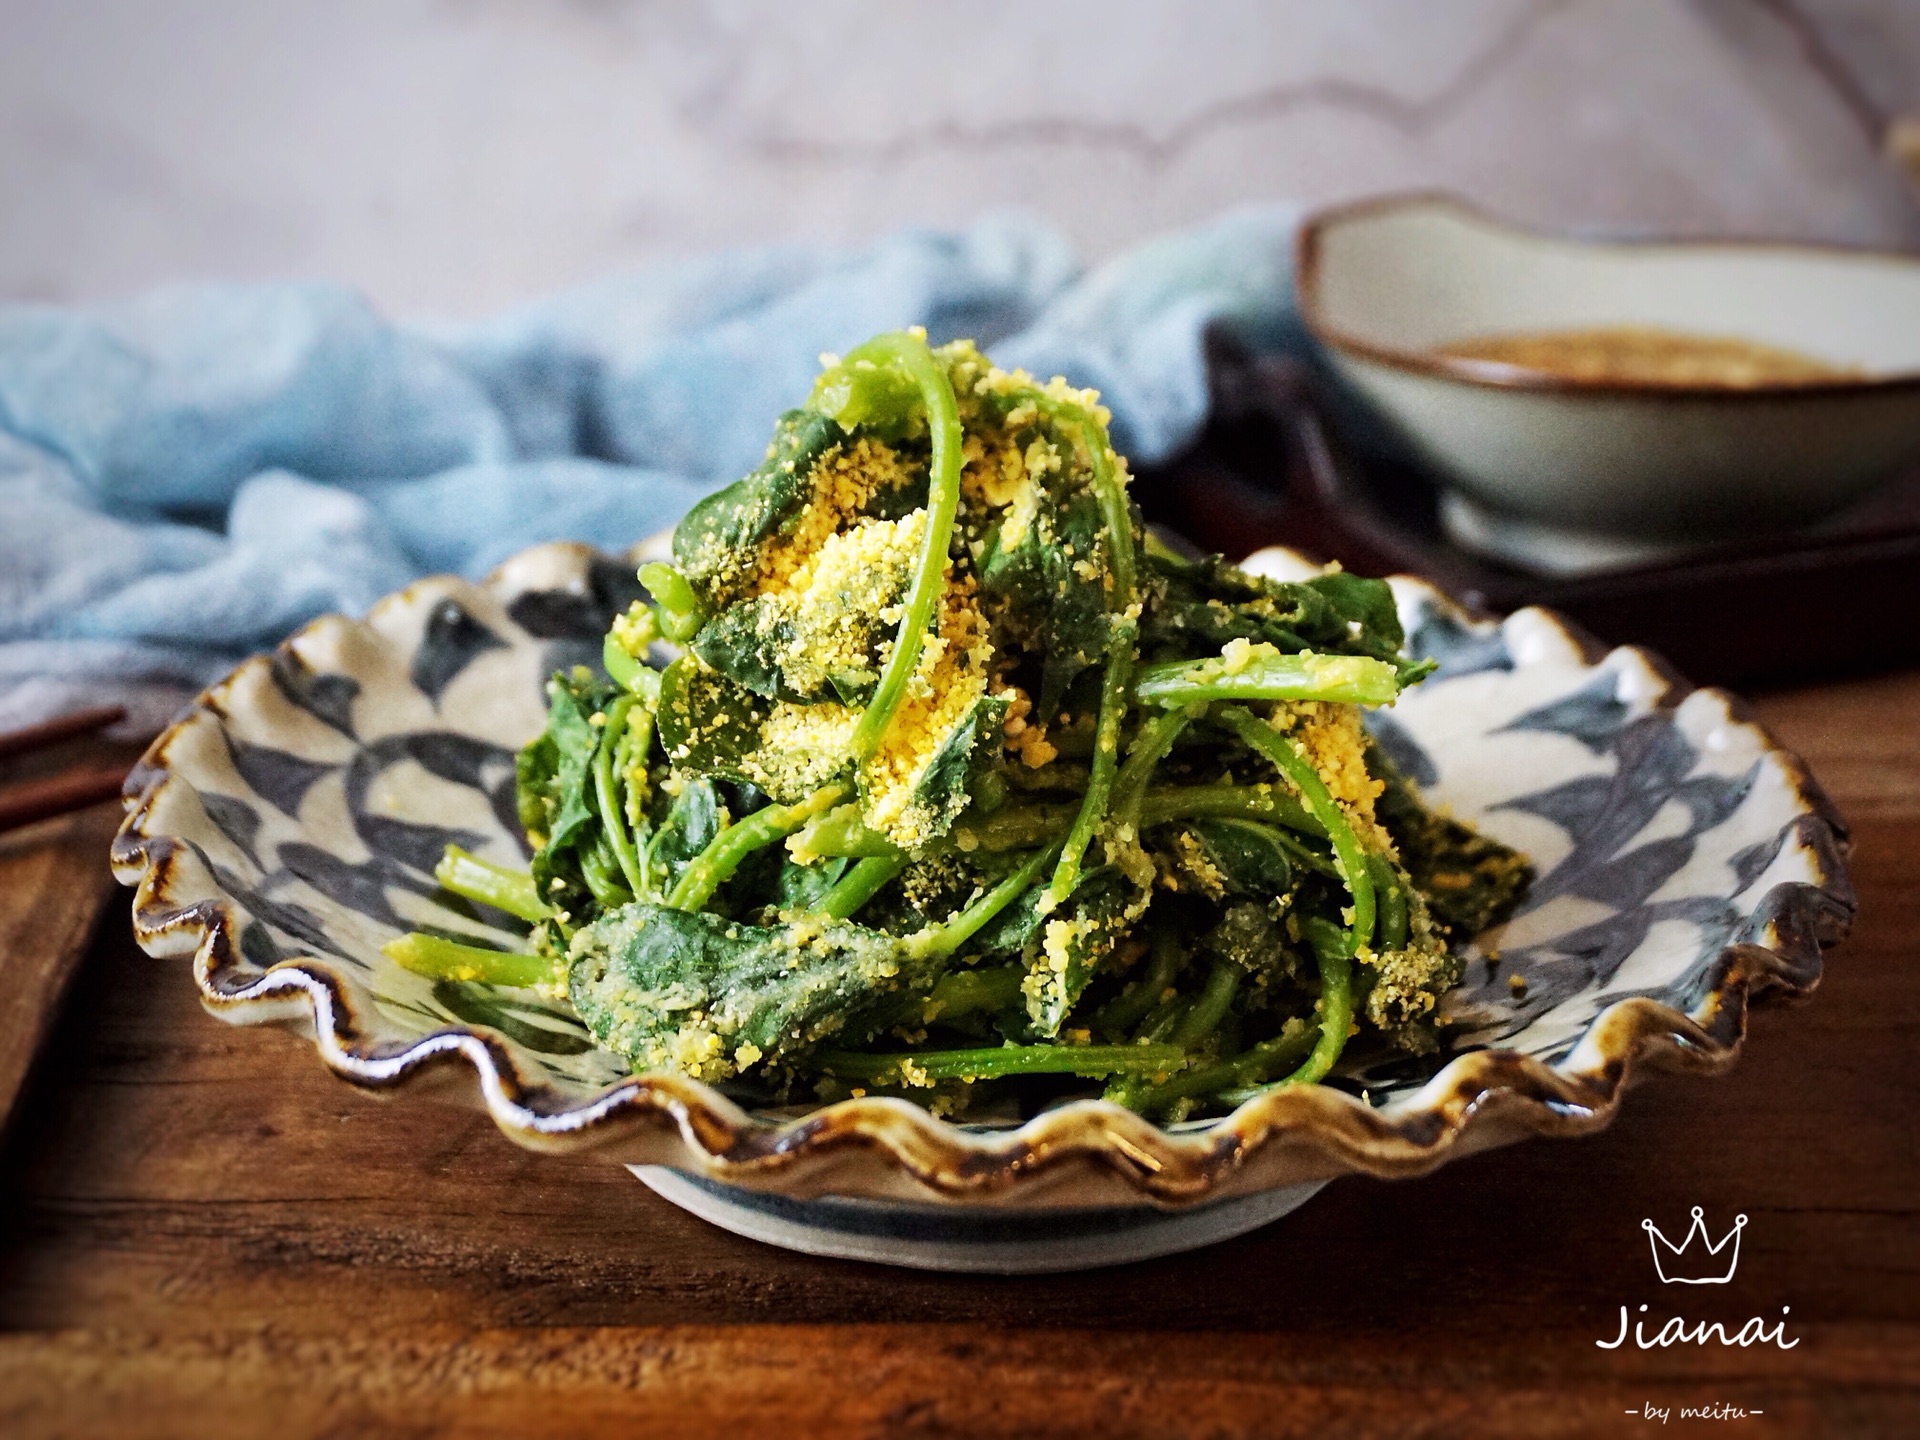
xmin=1135 ymin=350 xmax=1920 ymax=690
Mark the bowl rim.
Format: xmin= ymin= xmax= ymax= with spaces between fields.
xmin=107 ymin=542 xmax=1857 ymax=1209
xmin=1294 ymin=190 xmax=1920 ymax=402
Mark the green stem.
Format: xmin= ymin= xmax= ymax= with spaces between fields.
xmin=952 ymin=781 xmax=1327 ymax=858
xmin=1173 ymin=958 xmax=1242 ymax=1050
xmin=923 ymin=964 xmax=1025 ymax=1024
xmin=845 ymin=332 xmax=964 ymax=764
xmin=579 ymin=840 xmax=633 ymax=910
xmin=666 ymin=782 xmax=850 ymax=912
xmin=382 ymin=932 xmax=560 ymax=989
xmin=1042 ymin=409 xmax=1138 ymax=912
xmin=1122 ymin=1024 xmax=1319 ymax=1116
xmin=434 ymin=846 xmax=549 ymax=924
xmin=1214 ymin=706 xmax=1375 ymax=955
xmin=792 ymin=803 xmax=903 ymax=860
xmin=602 ymin=632 xmax=641 ymax=690
xmin=1133 ymin=650 xmax=1402 ymax=709
xmin=638 ymin=562 xmax=705 ymax=643
xmin=1369 ymin=849 xmax=1408 ymax=951
xmin=1136 ymin=783 xmax=1322 ymax=838
xmin=873 ymin=962 xmax=1026 ymax=1034
xmin=1093 ymin=928 xmax=1183 ymax=1037
xmin=1109 ymin=705 xmax=1202 ymax=832
xmin=592 ymin=696 xmax=648 ymax=899
xmin=1101 ymin=993 xmax=1195 ymax=1107
xmin=1284 ymin=918 xmax=1356 ymax=1086
xmin=1133 ymin=994 xmax=1194 ymax=1044
xmin=1044 ymin=622 xmax=1135 ymax=910
xmin=620 ymin=705 xmax=655 ymax=832
xmin=819 ymin=1042 xmax=1183 ymax=1084
xmin=816 ymin=854 xmax=905 ymax=920
xmin=1126 ymin=926 xmax=1352 ymax=1113
xmin=909 ymin=842 xmax=1063 ymax=960
xmin=941 ymin=796 xmax=1327 ymax=875
xmin=950 ymin=804 xmax=1075 ymax=853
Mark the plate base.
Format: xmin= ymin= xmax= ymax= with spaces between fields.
xmin=1438 ymin=489 xmax=1703 ymax=575
xmin=632 ymin=1166 xmax=1329 ymax=1272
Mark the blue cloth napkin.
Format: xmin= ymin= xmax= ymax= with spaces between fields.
xmin=0 ymin=207 xmax=1301 ymax=732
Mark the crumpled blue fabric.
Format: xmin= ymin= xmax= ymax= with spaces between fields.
xmin=0 ymin=207 xmax=1301 ymax=732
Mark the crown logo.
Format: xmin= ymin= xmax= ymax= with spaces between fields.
xmin=1643 ymin=1206 xmax=1747 ymax=1284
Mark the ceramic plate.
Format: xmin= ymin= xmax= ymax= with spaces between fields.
xmin=110 ymin=542 xmax=1853 ymax=1270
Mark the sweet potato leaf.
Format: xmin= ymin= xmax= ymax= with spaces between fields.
xmin=690 ymin=594 xmax=889 ymax=705
xmin=977 ymin=481 xmax=1111 ymax=720
xmin=568 ymin=903 xmax=945 ymax=1074
xmin=672 ymin=409 xmax=846 ymax=608
xmin=645 ymin=776 xmax=723 ymax=899
xmin=655 ymin=655 xmax=771 ymax=784
xmin=515 ymin=667 xmax=621 ymax=919
xmin=656 ymin=655 xmax=852 ymax=804
xmin=1022 ymin=863 xmax=1147 ymax=1037
xmin=890 ymin=691 xmax=1009 ymax=847
xmin=1140 ymin=551 xmax=1430 ymax=683
xmin=1165 ymin=818 xmax=1296 ymax=899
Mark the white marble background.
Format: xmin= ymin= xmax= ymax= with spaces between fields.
xmin=3 ymin=0 xmax=1919 ymax=318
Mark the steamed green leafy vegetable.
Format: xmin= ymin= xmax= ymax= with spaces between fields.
xmin=384 ymin=329 xmax=1530 ymax=1121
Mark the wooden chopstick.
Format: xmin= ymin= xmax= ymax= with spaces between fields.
xmin=0 ymin=705 xmax=127 ymax=763
xmin=0 ymin=706 xmax=137 ymax=835
xmin=0 ymin=769 xmax=132 ymax=834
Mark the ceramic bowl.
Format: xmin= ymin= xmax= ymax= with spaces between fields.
xmin=1296 ymin=193 xmax=1920 ymax=572
xmin=111 ymin=542 xmax=1852 ymax=1271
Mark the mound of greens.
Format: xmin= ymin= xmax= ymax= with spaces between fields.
xmin=385 ymin=330 xmax=1529 ymax=1121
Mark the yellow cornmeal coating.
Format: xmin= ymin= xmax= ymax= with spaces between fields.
xmin=738 ymin=381 xmax=1020 ymax=846
xmin=569 ymin=907 xmax=915 ymax=1084
xmin=893 ymin=850 xmax=984 ymax=915
xmin=1267 ymin=701 xmax=1387 ymax=841
xmin=743 ymin=700 xmax=858 ymax=798
xmin=754 ymin=508 xmax=926 ymax=699
xmin=754 ymin=437 xmax=921 ymax=593
xmin=856 ymin=572 xmax=998 ymax=849
xmin=1168 ymin=828 xmax=1229 ymax=901
xmin=681 ymin=433 xmax=924 ymax=608
xmin=959 ymin=430 xmax=1026 ymax=511
xmin=609 ymin=600 xmax=657 ymax=657
xmin=958 ymin=426 xmax=1056 ymax=558
xmin=567 ymin=921 xmax=737 ymax=1082
xmin=597 ymin=1004 xmax=740 ymax=1084
xmin=998 ymin=689 xmax=1058 ymax=769
xmin=1358 ymin=911 xmax=1448 ymax=1042
xmin=948 ymin=339 xmax=1113 ymax=567
xmin=731 ymin=573 xmax=997 ymax=850
xmin=945 ymin=340 xmax=1110 ymax=434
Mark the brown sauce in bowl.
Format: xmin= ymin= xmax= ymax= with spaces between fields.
xmin=1433 ymin=325 xmax=1862 ymax=387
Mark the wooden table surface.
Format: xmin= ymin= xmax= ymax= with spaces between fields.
xmin=1 ymin=672 xmax=1915 ymax=1439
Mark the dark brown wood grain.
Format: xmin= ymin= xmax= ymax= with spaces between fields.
xmin=0 ymin=805 xmax=122 ymax=1137
xmin=0 ymin=768 xmax=131 ymax=836
xmin=0 ymin=705 xmax=125 ymax=763
xmin=1 ymin=675 xmax=1916 ymax=1438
